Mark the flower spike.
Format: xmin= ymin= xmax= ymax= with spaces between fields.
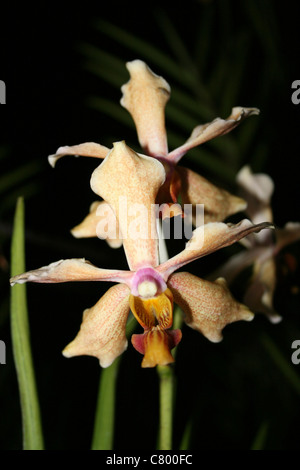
xmin=10 ymin=61 xmax=277 ymax=368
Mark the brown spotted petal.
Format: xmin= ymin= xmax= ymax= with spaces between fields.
xmin=158 ymin=219 xmax=274 ymax=279
xmin=48 ymin=142 xmax=110 ymax=168
xmin=120 ymin=60 xmax=171 ymax=157
xmin=63 ymin=284 xmax=131 ymax=367
xmin=71 ymin=201 xmax=123 ymax=249
xmin=10 ymin=258 xmax=133 ymax=286
xmin=178 ymin=166 xmax=247 ymax=224
xmin=167 ymin=107 xmax=260 ymax=164
xmin=90 ymin=141 xmax=166 ymax=270
xmin=168 ymin=272 xmax=254 ymax=342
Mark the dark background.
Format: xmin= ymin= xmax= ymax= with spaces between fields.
xmin=0 ymin=0 xmax=300 ymax=450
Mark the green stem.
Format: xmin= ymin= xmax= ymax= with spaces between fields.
xmin=157 ymin=364 xmax=174 ymax=450
xmin=91 ymin=357 xmax=121 ymax=450
xmin=91 ymin=315 xmax=137 ymax=450
xmin=156 ymin=225 xmax=183 ymax=451
xmin=10 ymin=197 xmax=44 ymax=450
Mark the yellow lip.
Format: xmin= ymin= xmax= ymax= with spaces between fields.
xmin=132 ymin=326 xmax=182 ymax=368
xmin=129 ymin=288 xmax=173 ymax=329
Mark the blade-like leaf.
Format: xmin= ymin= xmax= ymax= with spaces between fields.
xmin=91 ymin=356 xmax=121 ymax=450
xmin=251 ymin=420 xmax=269 ymax=450
xmin=0 ymin=160 xmax=43 ymax=196
xmin=91 ymin=315 xmax=137 ymax=450
xmin=10 ymin=197 xmax=44 ymax=450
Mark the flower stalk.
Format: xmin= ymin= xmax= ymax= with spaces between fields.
xmin=91 ymin=356 xmax=121 ymax=450
xmin=157 ymin=363 xmax=174 ymax=450
xmin=91 ymin=315 xmax=137 ymax=450
xmin=156 ymin=225 xmax=179 ymax=451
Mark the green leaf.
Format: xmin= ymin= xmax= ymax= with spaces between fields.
xmin=91 ymin=356 xmax=121 ymax=450
xmin=179 ymin=418 xmax=193 ymax=451
xmin=93 ymin=18 xmax=210 ymax=104
xmin=81 ymin=41 xmax=214 ymax=122
xmin=10 ymin=197 xmax=44 ymax=450
xmin=86 ymin=96 xmax=133 ymax=129
xmin=91 ymin=315 xmax=137 ymax=450
xmin=250 ymin=420 xmax=269 ymax=450
xmin=157 ymin=363 xmax=174 ymax=451
xmin=0 ymin=160 xmax=43 ymax=196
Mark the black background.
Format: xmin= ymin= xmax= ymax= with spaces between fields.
xmin=1 ymin=0 xmax=300 ymax=451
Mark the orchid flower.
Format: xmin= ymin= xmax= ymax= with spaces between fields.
xmin=210 ymin=165 xmax=300 ymax=322
xmin=10 ymin=143 xmax=273 ymax=368
xmin=48 ymin=60 xmax=259 ymax=244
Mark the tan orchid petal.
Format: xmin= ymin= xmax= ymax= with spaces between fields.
xmin=275 ymin=222 xmax=300 ymax=253
xmin=90 ymin=141 xmax=166 ymax=270
xmin=71 ymin=201 xmax=123 ymax=249
xmin=10 ymin=258 xmax=133 ymax=286
xmin=120 ymin=60 xmax=170 ymax=157
xmin=158 ymin=219 xmax=274 ymax=279
xmin=236 ymin=166 xmax=276 ymax=247
xmin=178 ymin=166 xmax=247 ymax=224
xmin=48 ymin=142 xmax=110 ymax=168
xmin=168 ymin=272 xmax=253 ymax=342
xmin=237 ymin=166 xmax=274 ymax=210
xmin=207 ymin=245 xmax=268 ymax=285
xmin=63 ymin=284 xmax=131 ymax=367
xmin=244 ymin=257 xmax=282 ymax=324
xmin=236 ymin=166 xmax=274 ymax=246
xmin=167 ymin=107 xmax=260 ymax=163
